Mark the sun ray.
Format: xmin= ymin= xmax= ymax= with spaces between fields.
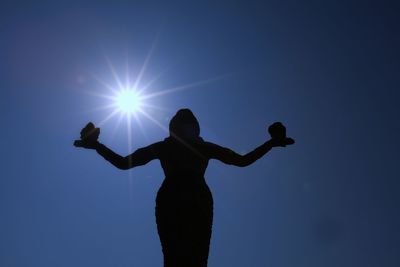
xmin=91 ymin=74 xmax=120 ymax=95
xmin=127 ymin=114 xmax=132 ymax=149
xmin=133 ymin=34 xmax=159 ymax=91
xmin=141 ymin=74 xmax=228 ymax=100
xmin=140 ymin=102 xmax=171 ymax=112
xmin=138 ymin=109 xmax=168 ymax=133
xmin=82 ymin=103 xmax=117 ymax=113
xmin=109 ymin=112 xmax=124 ymax=142
xmin=106 ymin=56 xmax=125 ymax=90
xmin=126 ymin=113 xmax=133 ymax=167
xmin=125 ymin=58 xmax=131 ymax=89
xmin=128 ymin=171 xmax=134 ymax=201
xmin=133 ymin=111 xmax=150 ymax=144
xmin=136 ymin=68 xmax=168 ymax=95
xmin=82 ymin=90 xmax=118 ymax=101
xmin=97 ymin=109 xmax=120 ymax=127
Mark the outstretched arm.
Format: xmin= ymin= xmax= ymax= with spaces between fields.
xmin=94 ymin=142 xmax=161 ymax=170
xmin=206 ymin=139 xmax=285 ymax=167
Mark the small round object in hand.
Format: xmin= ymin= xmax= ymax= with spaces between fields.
xmin=268 ymin=122 xmax=295 ymax=147
xmin=80 ymin=122 xmax=100 ymax=143
xmin=268 ymin=122 xmax=286 ymax=140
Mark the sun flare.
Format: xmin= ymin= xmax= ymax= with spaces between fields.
xmin=115 ymin=89 xmax=142 ymax=114
xmin=83 ymin=38 xmax=227 ymax=149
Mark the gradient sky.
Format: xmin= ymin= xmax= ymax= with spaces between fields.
xmin=1 ymin=1 xmax=399 ymax=267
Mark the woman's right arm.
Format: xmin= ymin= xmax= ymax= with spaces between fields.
xmin=94 ymin=142 xmax=161 ymax=170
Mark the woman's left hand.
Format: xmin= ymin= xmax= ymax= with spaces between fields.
xmin=268 ymin=137 xmax=295 ymax=147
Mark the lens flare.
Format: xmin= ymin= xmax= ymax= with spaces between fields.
xmin=115 ymin=89 xmax=141 ymax=114
xmin=83 ymin=37 xmax=227 ymax=145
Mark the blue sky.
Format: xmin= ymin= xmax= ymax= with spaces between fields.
xmin=1 ymin=1 xmax=399 ymax=266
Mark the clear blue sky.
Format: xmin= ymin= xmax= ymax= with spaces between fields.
xmin=1 ymin=1 xmax=399 ymax=266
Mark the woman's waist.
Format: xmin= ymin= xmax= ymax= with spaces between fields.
xmin=156 ymin=180 xmax=213 ymax=207
xmin=158 ymin=177 xmax=211 ymax=194
xmin=163 ymin=174 xmax=206 ymax=183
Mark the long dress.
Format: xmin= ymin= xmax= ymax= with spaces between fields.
xmin=155 ymin=137 xmax=213 ymax=267
xmin=95 ymin=136 xmax=271 ymax=267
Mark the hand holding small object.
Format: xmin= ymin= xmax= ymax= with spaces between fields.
xmin=73 ymin=122 xmax=100 ymax=149
xmin=268 ymin=122 xmax=295 ymax=147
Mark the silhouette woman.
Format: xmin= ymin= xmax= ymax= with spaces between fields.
xmin=75 ymin=108 xmax=294 ymax=267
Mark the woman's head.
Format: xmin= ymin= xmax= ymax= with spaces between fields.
xmin=169 ymin=109 xmax=200 ymax=140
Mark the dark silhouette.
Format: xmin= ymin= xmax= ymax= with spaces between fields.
xmin=74 ymin=108 xmax=294 ymax=267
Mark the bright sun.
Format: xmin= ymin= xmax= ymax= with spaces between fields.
xmin=115 ymin=89 xmax=142 ymax=114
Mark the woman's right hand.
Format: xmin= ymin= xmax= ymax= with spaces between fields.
xmin=74 ymin=122 xmax=100 ymax=149
xmin=74 ymin=139 xmax=99 ymax=149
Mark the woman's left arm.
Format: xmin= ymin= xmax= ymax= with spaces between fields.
xmin=204 ymin=141 xmax=272 ymax=167
xmin=205 ymin=138 xmax=293 ymax=167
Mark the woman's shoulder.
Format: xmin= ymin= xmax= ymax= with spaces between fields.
xmin=161 ymin=137 xmax=212 ymax=152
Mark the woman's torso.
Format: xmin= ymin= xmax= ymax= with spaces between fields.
xmin=156 ymin=138 xmax=213 ymax=205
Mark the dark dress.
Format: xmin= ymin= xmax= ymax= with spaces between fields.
xmin=155 ymin=137 xmax=213 ymax=267
xmin=95 ymin=136 xmax=272 ymax=267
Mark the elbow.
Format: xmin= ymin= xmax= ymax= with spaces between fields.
xmin=236 ymin=161 xmax=251 ymax=167
xmin=226 ymin=155 xmax=252 ymax=167
xmin=231 ymin=157 xmax=252 ymax=167
xmin=113 ymin=158 xmax=131 ymax=170
xmin=116 ymin=164 xmax=130 ymax=170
